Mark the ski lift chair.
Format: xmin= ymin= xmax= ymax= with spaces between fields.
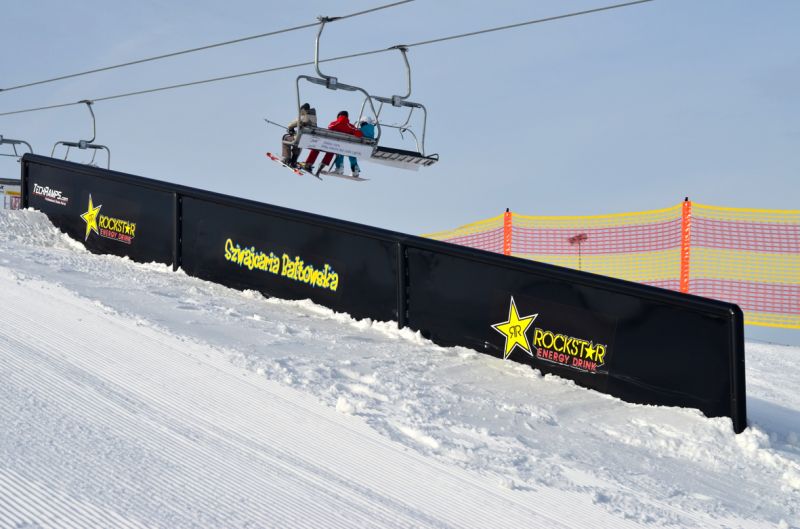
xmin=51 ymin=100 xmax=111 ymax=169
xmin=359 ymin=46 xmax=439 ymax=171
xmin=0 ymin=135 xmax=33 ymax=159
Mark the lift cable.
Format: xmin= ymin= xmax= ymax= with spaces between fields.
xmin=0 ymin=0 xmax=653 ymax=118
xmin=0 ymin=0 xmax=415 ymax=94
xmin=404 ymin=0 xmax=652 ymax=49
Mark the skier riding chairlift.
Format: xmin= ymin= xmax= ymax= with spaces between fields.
xmin=298 ymin=110 xmax=363 ymax=176
xmin=330 ymin=116 xmax=376 ymax=177
xmin=282 ymin=102 xmax=317 ymax=166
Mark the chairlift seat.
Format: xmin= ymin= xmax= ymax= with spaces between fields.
xmin=371 ymin=146 xmax=438 ymax=171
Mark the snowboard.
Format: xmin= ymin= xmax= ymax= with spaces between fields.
xmin=318 ymin=169 xmax=369 ymax=182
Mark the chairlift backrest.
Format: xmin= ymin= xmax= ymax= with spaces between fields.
xmin=51 ymin=100 xmax=111 ymax=169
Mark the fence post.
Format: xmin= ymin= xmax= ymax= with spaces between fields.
xmin=680 ymin=197 xmax=692 ymax=293
xmin=503 ymin=208 xmax=513 ymax=256
xmin=172 ymin=193 xmax=183 ymax=271
xmin=396 ymin=242 xmax=408 ymax=329
xmin=20 ymin=159 xmax=29 ymax=209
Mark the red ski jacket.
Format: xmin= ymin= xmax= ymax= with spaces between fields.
xmin=328 ymin=115 xmax=364 ymax=137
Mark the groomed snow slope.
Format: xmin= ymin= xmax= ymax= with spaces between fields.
xmin=0 ymin=209 xmax=798 ymax=529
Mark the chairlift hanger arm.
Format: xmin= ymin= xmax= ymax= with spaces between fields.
xmin=314 ymin=16 xmax=342 ymax=89
xmin=387 ymin=45 xmax=411 ymax=104
xmin=78 ymin=100 xmax=98 ymax=143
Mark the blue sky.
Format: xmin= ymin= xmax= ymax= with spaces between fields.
xmin=2 ymin=0 xmax=798 ymax=343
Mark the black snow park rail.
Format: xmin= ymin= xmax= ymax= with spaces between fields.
xmin=21 ymin=154 xmax=747 ymax=433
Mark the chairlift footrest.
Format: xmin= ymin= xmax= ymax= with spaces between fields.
xmin=371 ymin=146 xmax=438 ymax=169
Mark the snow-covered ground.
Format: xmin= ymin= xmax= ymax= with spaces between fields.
xmin=1 ymin=208 xmax=798 ymax=529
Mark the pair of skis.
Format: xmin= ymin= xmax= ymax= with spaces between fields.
xmin=265 ymin=152 xmax=316 ymax=179
xmin=266 ymin=153 xmax=368 ymax=182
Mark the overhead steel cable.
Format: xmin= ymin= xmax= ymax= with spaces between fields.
xmin=0 ymin=0 xmax=653 ymax=118
xmin=0 ymin=0 xmax=414 ymax=94
xmin=402 ymin=0 xmax=653 ymax=49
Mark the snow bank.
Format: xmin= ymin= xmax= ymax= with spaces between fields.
xmin=0 ymin=209 xmax=797 ymax=528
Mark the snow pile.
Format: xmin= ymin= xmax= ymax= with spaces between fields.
xmin=0 ymin=209 xmax=798 ymax=528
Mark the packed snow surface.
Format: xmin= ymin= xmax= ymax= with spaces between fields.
xmin=0 ymin=209 xmax=798 ymax=528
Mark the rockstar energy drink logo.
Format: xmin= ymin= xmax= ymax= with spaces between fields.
xmin=532 ymin=328 xmax=606 ymax=373
xmin=491 ymin=296 xmax=608 ymax=373
xmin=80 ymin=194 xmax=137 ymax=244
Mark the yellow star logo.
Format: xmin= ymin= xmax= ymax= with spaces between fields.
xmin=80 ymin=194 xmax=102 ymax=241
xmin=491 ymin=297 xmax=537 ymax=360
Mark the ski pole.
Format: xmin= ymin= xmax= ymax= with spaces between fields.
xmin=263 ymin=118 xmax=286 ymax=130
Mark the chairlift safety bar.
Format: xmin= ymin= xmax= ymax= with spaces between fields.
xmin=0 ymin=135 xmax=34 ymax=157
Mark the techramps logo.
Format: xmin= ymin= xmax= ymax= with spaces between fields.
xmin=32 ymin=183 xmax=69 ymax=206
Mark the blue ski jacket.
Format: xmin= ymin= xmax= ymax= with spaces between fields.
xmin=359 ymin=122 xmax=376 ymax=139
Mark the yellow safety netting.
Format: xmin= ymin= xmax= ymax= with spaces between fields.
xmin=425 ymin=202 xmax=800 ymax=329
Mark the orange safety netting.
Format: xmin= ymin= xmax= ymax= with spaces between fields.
xmin=424 ymin=201 xmax=800 ymax=329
